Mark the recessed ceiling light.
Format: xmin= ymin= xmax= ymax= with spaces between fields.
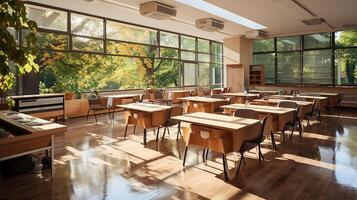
xmin=175 ymin=0 xmax=266 ymax=30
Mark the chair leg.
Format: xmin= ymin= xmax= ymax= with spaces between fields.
xmin=86 ymin=109 xmax=90 ymax=120
xmin=298 ymin=120 xmax=302 ymax=138
xmin=94 ymin=110 xmax=97 ymax=123
xmin=162 ymin=126 xmax=167 ymax=138
xmin=236 ymin=153 xmax=244 ymax=176
xmin=124 ymin=124 xmax=128 ymax=138
xmin=133 ymin=125 xmax=136 ymax=135
xmin=183 ymin=146 xmax=188 ymax=167
xmin=205 ymin=148 xmax=209 ymax=160
xmin=176 ymin=122 xmax=181 ymax=141
xmin=282 ymin=125 xmax=286 ymax=143
xmin=202 ymin=148 xmax=206 ymax=162
xmin=258 ymin=144 xmax=264 ymax=161
xmin=271 ymin=131 xmax=277 ymax=151
xmin=222 ymin=154 xmax=228 ymax=180
xmin=156 ymin=127 xmax=160 ymax=142
xmin=143 ymin=128 xmax=147 ymax=145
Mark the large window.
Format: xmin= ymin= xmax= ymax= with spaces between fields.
xmin=253 ymin=30 xmax=357 ymax=86
xmin=23 ymin=3 xmax=223 ymax=93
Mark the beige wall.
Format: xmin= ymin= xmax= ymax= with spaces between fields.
xmin=223 ymin=36 xmax=253 ymax=92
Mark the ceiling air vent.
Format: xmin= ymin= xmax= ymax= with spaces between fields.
xmin=140 ymin=1 xmax=176 ymax=20
xmin=302 ymin=18 xmax=325 ymax=25
xmin=195 ymin=18 xmax=224 ymax=32
xmin=245 ymin=30 xmax=268 ymax=39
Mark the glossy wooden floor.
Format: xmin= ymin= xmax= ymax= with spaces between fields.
xmin=1 ymin=108 xmax=357 ymax=200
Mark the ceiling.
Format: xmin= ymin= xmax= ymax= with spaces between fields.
xmin=28 ymin=0 xmax=357 ymax=40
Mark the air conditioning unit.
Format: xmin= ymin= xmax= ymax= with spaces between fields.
xmin=244 ymin=30 xmax=268 ymax=39
xmin=195 ymin=18 xmax=224 ymax=32
xmin=140 ymin=1 xmax=176 ymax=20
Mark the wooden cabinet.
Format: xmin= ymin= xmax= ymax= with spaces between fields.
xmin=249 ymin=65 xmax=265 ymax=86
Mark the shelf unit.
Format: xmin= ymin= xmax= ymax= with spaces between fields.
xmin=249 ymin=65 xmax=265 ymax=86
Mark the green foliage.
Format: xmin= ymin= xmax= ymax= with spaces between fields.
xmin=0 ymin=0 xmax=39 ymax=101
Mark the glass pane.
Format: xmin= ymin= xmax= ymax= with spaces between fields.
xmin=72 ymin=36 xmax=104 ymax=53
xmin=277 ymin=52 xmax=301 ymax=84
xmin=212 ymin=54 xmax=222 ymax=64
xmin=181 ymin=51 xmax=196 ymax=61
xmin=198 ymin=63 xmax=210 ymax=85
xmin=253 ymin=39 xmax=274 ymax=52
xmin=71 ymin=13 xmax=103 ymax=38
xmin=335 ymin=30 xmax=357 ymax=47
xmin=303 ymin=50 xmax=332 ymax=84
xmin=198 ymin=39 xmax=210 ymax=53
xmin=160 ymin=48 xmax=178 ymax=59
xmin=181 ymin=35 xmax=196 ymax=51
xmin=335 ymin=48 xmax=357 ymax=85
xmin=22 ymin=30 xmax=68 ymax=51
xmin=8 ymin=27 xmax=18 ymax=44
xmin=304 ymin=33 xmax=331 ymax=49
xmin=154 ymin=59 xmax=179 ymax=87
xmin=198 ymin=53 xmax=210 ymax=62
xmin=212 ymin=63 xmax=222 ymax=84
xmin=211 ymin=42 xmax=222 ymax=55
xmin=160 ymin=31 xmax=179 ymax=48
xmin=107 ymin=41 xmax=157 ymax=57
xmin=183 ymin=63 xmax=196 ymax=85
xmin=277 ymin=36 xmax=300 ymax=51
xmin=26 ymin=5 xmax=67 ymax=31
xmin=106 ymin=21 xmax=157 ymax=45
xmin=253 ymin=53 xmax=275 ymax=84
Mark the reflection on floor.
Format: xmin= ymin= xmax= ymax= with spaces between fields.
xmin=1 ymin=108 xmax=357 ymax=200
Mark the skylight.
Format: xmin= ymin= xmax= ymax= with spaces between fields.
xmin=175 ymin=0 xmax=266 ymax=30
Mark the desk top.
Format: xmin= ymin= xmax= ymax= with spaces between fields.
xmin=167 ymin=90 xmax=191 ymax=93
xmin=179 ymin=96 xmax=227 ymax=103
xmin=221 ymin=93 xmax=260 ymax=97
xmin=221 ymin=103 xmax=295 ymax=115
xmin=103 ymin=94 xmax=141 ymax=99
xmin=249 ymin=90 xmax=280 ymax=94
xmin=172 ymin=112 xmax=260 ymax=131
xmin=11 ymin=93 xmax=64 ymax=99
xmin=117 ymin=103 xmax=172 ymax=113
xmin=0 ymin=110 xmax=67 ymax=145
xmin=300 ymin=93 xmax=339 ymax=97
xmin=271 ymin=95 xmax=328 ymax=100
xmin=253 ymin=99 xmax=313 ymax=106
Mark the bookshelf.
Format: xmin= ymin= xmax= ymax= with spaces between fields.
xmin=249 ymin=65 xmax=265 ymax=86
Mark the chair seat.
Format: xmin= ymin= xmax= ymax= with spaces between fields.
xmin=90 ymin=104 xmax=109 ymax=110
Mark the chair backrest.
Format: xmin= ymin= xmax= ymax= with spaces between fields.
xmin=257 ymin=115 xmax=270 ymax=142
xmin=228 ymin=96 xmax=242 ymax=104
xmin=278 ymin=101 xmax=298 ymax=109
xmin=234 ymin=109 xmax=258 ymax=119
xmin=210 ymin=94 xmax=226 ymax=99
xmin=312 ymin=99 xmax=319 ymax=112
xmin=170 ymin=106 xmax=183 ymax=117
xmin=294 ymin=105 xmax=302 ymax=121
xmin=338 ymin=93 xmax=344 ymax=104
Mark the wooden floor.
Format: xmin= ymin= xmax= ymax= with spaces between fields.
xmin=1 ymin=108 xmax=357 ymax=200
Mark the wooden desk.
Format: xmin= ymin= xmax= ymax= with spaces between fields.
xmin=0 ymin=110 xmax=67 ymax=177
xmin=221 ymin=104 xmax=295 ymax=132
xmin=301 ymin=93 xmax=340 ymax=107
xmin=172 ymin=112 xmax=260 ymax=180
xmin=167 ymin=90 xmax=191 ymax=104
xmin=117 ymin=103 xmax=172 ymax=145
xmin=271 ymin=95 xmax=328 ymax=110
xmin=252 ymin=99 xmax=313 ymax=117
xmin=102 ymin=94 xmax=142 ymax=107
xmin=249 ymin=90 xmax=280 ymax=95
xmin=179 ymin=96 xmax=228 ymax=113
xmin=221 ymin=93 xmax=260 ymax=103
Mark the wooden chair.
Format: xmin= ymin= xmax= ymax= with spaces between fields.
xmin=234 ymin=109 xmax=259 ymax=119
xmin=86 ymin=97 xmax=111 ymax=123
xmin=236 ymin=115 xmax=270 ymax=176
xmin=161 ymin=106 xmax=183 ymax=141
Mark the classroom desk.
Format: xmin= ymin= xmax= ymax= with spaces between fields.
xmin=221 ymin=93 xmax=260 ymax=103
xmin=117 ymin=103 xmax=172 ymax=145
xmin=172 ymin=112 xmax=260 ymax=180
xmin=252 ymin=99 xmax=313 ymax=118
xmin=249 ymin=90 xmax=280 ymax=95
xmin=0 ymin=110 xmax=67 ymax=177
xmin=179 ymin=96 xmax=228 ymax=113
xmin=300 ymin=93 xmax=340 ymax=108
xmin=167 ymin=90 xmax=191 ymax=104
xmin=271 ymin=95 xmax=328 ymax=111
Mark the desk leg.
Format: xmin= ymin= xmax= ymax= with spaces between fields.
xmin=143 ymin=129 xmax=147 ymax=145
xmin=51 ymin=135 xmax=55 ymax=178
xmin=222 ymin=154 xmax=228 ymax=180
xmin=183 ymin=146 xmax=188 ymax=167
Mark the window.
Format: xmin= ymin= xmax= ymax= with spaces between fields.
xmin=183 ymin=63 xmax=196 ymax=85
xmin=71 ymin=13 xmax=103 ymax=38
xmin=212 ymin=63 xmax=222 ymax=85
xmin=160 ymin=32 xmax=179 ymax=48
xmin=106 ymin=41 xmax=157 ymax=57
xmin=198 ymin=53 xmax=210 ymax=62
xmin=198 ymin=39 xmax=210 ymax=53
xmin=72 ymin=36 xmax=104 ymax=53
xmin=22 ymin=30 xmax=68 ymax=51
xmin=181 ymin=51 xmax=196 ymax=61
xmin=277 ymin=52 xmax=301 ymax=84
xmin=277 ymin=36 xmax=300 ymax=51
xmin=253 ymin=53 xmax=275 ymax=84
xmin=160 ymin=48 xmax=178 ymax=59
xmin=211 ymin=42 xmax=223 ymax=55
xmin=335 ymin=30 xmax=357 ymax=47
xmin=198 ymin=63 xmax=210 ymax=85
xmin=154 ymin=59 xmax=179 ymax=87
xmin=303 ymin=50 xmax=332 ymax=84
xmin=253 ymin=39 xmax=274 ymax=52
xmin=304 ymin=33 xmax=331 ymax=49
xmin=181 ymin=35 xmax=196 ymax=51
xmin=335 ymin=48 xmax=357 ymax=85
xmin=26 ymin=5 xmax=67 ymax=32
xmin=106 ymin=21 xmax=157 ymax=45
